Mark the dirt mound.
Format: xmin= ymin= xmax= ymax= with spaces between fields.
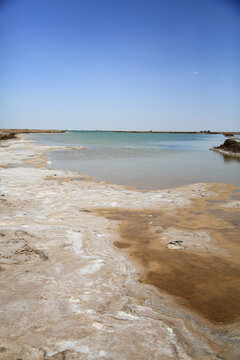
xmin=214 ymin=139 xmax=240 ymax=153
xmin=0 ymin=131 xmax=16 ymax=141
xmin=223 ymin=132 xmax=234 ymax=137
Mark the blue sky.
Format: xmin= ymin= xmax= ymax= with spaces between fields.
xmin=0 ymin=0 xmax=239 ymax=131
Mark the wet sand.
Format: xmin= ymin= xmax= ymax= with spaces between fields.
xmin=0 ymin=134 xmax=240 ymax=359
xmin=100 ymin=190 xmax=240 ymax=324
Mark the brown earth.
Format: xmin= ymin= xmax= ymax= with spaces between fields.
xmin=0 ymin=131 xmax=16 ymax=141
xmin=213 ymin=139 xmax=240 ymax=154
xmin=99 ymin=188 xmax=240 ymax=325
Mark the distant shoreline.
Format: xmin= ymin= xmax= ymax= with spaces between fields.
xmin=0 ymin=129 xmax=65 ymax=133
xmin=0 ymin=129 xmax=65 ymax=141
xmin=1 ymin=129 xmax=240 ymax=134
xmin=68 ymin=130 xmax=240 ymax=135
xmin=1 ymin=129 xmax=240 ymax=142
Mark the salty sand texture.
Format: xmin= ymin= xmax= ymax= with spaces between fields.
xmin=0 ymin=135 xmax=240 ymax=359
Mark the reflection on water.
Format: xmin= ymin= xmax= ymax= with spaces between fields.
xmin=217 ymin=152 xmax=240 ymax=164
xmin=30 ymin=132 xmax=240 ymax=190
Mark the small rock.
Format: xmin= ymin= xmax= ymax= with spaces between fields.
xmin=167 ymin=240 xmax=184 ymax=250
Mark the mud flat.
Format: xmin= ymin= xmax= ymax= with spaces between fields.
xmin=0 ymin=135 xmax=240 ymax=359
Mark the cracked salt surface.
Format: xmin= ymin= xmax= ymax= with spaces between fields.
xmin=66 ymin=230 xmax=83 ymax=254
xmin=77 ymin=260 xmax=104 ymax=275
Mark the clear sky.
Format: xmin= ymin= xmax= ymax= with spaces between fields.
xmin=0 ymin=0 xmax=239 ymax=131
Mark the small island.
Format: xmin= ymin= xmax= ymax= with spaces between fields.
xmin=211 ymin=138 xmax=240 ymax=157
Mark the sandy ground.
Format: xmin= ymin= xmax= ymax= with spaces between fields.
xmin=0 ymin=135 xmax=240 ymax=360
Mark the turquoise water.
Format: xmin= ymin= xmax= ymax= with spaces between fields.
xmin=30 ymin=131 xmax=240 ymax=189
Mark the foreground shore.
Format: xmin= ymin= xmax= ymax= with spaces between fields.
xmin=0 ymin=135 xmax=240 ymax=359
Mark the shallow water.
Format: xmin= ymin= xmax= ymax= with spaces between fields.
xmin=30 ymin=131 xmax=240 ymax=189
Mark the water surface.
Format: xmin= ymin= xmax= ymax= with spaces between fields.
xmin=30 ymin=131 xmax=240 ymax=189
